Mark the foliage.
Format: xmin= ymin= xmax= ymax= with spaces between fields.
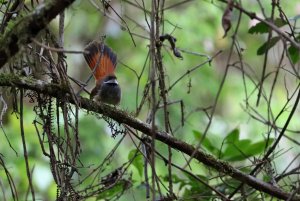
xmin=0 ymin=0 xmax=300 ymax=201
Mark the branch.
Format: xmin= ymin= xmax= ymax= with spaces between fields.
xmin=0 ymin=73 xmax=298 ymax=201
xmin=0 ymin=0 xmax=76 ymax=67
xmin=218 ymin=0 xmax=300 ymax=50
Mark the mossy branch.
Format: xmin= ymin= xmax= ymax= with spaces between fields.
xmin=0 ymin=73 xmax=298 ymax=201
xmin=0 ymin=0 xmax=76 ymax=67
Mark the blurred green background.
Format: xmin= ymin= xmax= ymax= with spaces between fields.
xmin=1 ymin=0 xmax=300 ymax=200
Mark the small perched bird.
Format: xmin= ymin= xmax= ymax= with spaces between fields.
xmin=83 ymin=41 xmax=121 ymax=105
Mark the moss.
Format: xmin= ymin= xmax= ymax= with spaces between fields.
xmin=0 ymin=73 xmax=19 ymax=84
xmin=0 ymin=0 xmax=76 ymax=67
xmin=0 ymin=73 xmax=69 ymax=97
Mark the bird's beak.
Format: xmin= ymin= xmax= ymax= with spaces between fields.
xmin=104 ymin=79 xmax=118 ymax=85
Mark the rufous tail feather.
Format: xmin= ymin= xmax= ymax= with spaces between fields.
xmin=83 ymin=41 xmax=117 ymax=82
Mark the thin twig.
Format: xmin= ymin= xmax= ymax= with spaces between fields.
xmin=31 ymin=38 xmax=87 ymax=54
xmin=19 ymin=89 xmax=35 ymax=201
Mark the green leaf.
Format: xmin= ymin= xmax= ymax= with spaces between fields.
xmin=222 ymin=139 xmax=252 ymax=161
xmin=222 ymin=137 xmax=274 ymax=162
xmin=163 ymin=174 xmax=184 ymax=184
xmin=249 ymin=22 xmax=269 ymax=34
xmin=218 ymin=178 xmax=241 ymax=193
xmin=128 ymin=149 xmax=143 ymax=177
xmin=96 ymin=180 xmax=131 ymax=200
xmin=257 ymin=36 xmax=280 ymax=55
xmin=263 ymin=174 xmax=272 ymax=183
xmin=274 ymin=18 xmax=288 ymax=27
xmin=183 ymin=172 xmax=208 ymax=188
xmin=193 ymin=130 xmax=219 ymax=155
xmin=243 ymin=138 xmax=274 ymax=156
xmin=288 ymin=45 xmax=300 ymax=64
xmin=182 ymin=172 xmax=211 ymax=199
xmin=249 ymin=18 xmax=287 ymax=34
xmin=162 ymin=174 xmax=187 ymax=189
xmin=225 ymin=128 xmax=239 ymax=143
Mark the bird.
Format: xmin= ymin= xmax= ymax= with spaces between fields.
xmin=83 ymin=41 xmax=121 ymax=105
